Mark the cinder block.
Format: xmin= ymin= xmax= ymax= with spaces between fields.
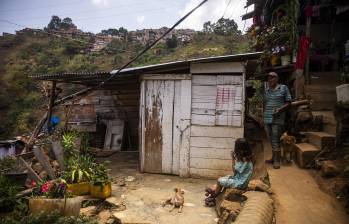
xmin=305 ymin=132 xmax=335 ymax=151
xmin=295 ymin=143 xmax=321 ymax=168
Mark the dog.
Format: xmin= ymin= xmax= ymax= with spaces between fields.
xmin=280 ymin=132 xmax=296 ymax=164
xmin=162 ymin=187 xmax=185 ymax=213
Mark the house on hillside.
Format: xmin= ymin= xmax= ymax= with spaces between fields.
xmin=30 ymin=53 xmax=262 ymax=178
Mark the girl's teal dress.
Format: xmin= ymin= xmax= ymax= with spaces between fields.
xmin=218 ymin=161 xmax=253 ymax=189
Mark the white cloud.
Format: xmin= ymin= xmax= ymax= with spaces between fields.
xmin=91 ymin=0 xmax=110 ymax=7
xmin=137 ymin=15 xmax=145 ymax=25
xmin=178 ymin=0 xmax=253 ymax=32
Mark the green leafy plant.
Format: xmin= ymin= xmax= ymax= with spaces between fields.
xmin=0 ymin=156 xmax=16 ymax=173
xmin=62 ymin=131 xmax=80 ymax=158
xmin=90 ymin=162 xmax=111 ymax=186
xmin=63 ymin=155 xmax=95 ymax=184
xmin=0 ymin=175 xmax=19 ymax=212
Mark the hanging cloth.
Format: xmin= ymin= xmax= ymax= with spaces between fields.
xmin=295 ymin=36 xmax=311 ymax=70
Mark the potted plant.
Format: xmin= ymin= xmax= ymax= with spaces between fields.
xmin=90 ymin=162 xmax=111 ymax=199
xmin=29 ymin=179 xmax=81 ymax=216
xmin=62 ymin=155 xmax=95 ymax=196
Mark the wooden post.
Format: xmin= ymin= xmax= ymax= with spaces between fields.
xmin=52 ymin=141 xmax=65 ymax=171
xmin=33 ymin=146 xmax=56 ymax=179
xmin=305 ymin=16 xmax=312 ymax=85
xmin=47 ymin=81 xmax=56 ymax=131
xmin=18 ymin=156 xmax=42 ymax=182
xmin=26 ymin=111 xmax=48 ymax=150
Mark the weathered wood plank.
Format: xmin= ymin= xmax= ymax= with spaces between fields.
xmin=179 ymin=79 xmax=192 ymax=177
xmin=159 ymin=80 xmax=175 ymax=174
xmin=192 ymin=102 xmax=216 ymax=110
xmin=190 ymin=136 xmax=235 ymax=148
xmin=190 ymin=157 xmax=232 ymax=170
xmin=190 ymin=125 xmax=243 ymax=138
xmin=141 ymin=74 xmax=191 ymax=80
xmin=33 ymin=146 xmax=56 ymax=179
xmin=190 ymin=62 xmax=244 ymax=74
xmin=139 ymin=81 xmax=145 ymax=172
xmin=191 ymin=108 xmax=216 ymax=116
xmin=190 ymin=147 xmax=232 ymax=159
xmin=191 ymin=114 xmax=215 ymax=126
xmin=172 ymin=81 xmax=182 ymax=175
xmin=19 ymin=157 xmax=42 ymax=182
xmin=192 ymin=75 xmax=216 ymax=86
xmin=52 ymin=141 xmax=65 ymax=171
xmin=192 ymin=85 xmax=217 ymax=97
xmin=190 ymin=168 xmax=232 ymax=179
xmin=217 ymin=75 xmax=243 ymax=85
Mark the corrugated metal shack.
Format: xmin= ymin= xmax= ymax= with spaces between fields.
xmin=31 ymin=52 xmax=261 ymax=178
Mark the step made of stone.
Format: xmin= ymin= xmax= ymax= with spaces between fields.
xmin=295 ymin=143 xmax=321 ymax=168
xmin=305 ymin=132 xmax=336 ymax=151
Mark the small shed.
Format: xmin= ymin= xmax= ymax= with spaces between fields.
xmin=31 ymin=52 xmax=261 ymax=178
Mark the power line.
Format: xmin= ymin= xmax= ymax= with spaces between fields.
xmin=221 ymin=0 xmax=233 ymax=19
xmin=99 ymin=0 xmax=208 ymax=86
xmin=53 ymin=0 xmax=208 ymax=106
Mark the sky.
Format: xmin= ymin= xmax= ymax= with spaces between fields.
xmin=0 ymin=0 xmax=253 ymax=34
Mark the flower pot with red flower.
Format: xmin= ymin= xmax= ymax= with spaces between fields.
xmin=29 ymin=179 xmax=81 ymax=216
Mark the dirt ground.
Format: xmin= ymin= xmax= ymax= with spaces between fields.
xmin=104 ymin=152 xmax=218 ymax=224
xmin=264 ymin=139 xmax=349 ymax=224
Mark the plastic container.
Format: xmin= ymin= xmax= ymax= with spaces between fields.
xmin=29 ymin=197 xmax=81 ymax=216
xmin=67 ymin=182 xmax=90 ymax=196
xmin=270 ymin=54 xmax=280 ymax=66
xmin=90 ymin=182 xmax=111 ymax=199
xmin=336 ymin=84 xmax=349 ymax=103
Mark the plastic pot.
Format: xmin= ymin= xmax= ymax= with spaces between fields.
xmin=67 ymin=182 xmax=90 ymax=196
xmin=90 ymin=182 xmax=111 ymax=199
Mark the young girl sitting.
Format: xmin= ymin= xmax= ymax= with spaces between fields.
xmin=205 ymin=138 xmax=253 ymax=206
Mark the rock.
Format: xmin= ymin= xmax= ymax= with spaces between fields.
xmin=32 ymin=162 xmax=43 ymax=174
xmin=125 ymin=176 xmax=136 ymax=182
xmin=321 ymin=160 xmax=342 ymax=178
xmin=105 ymin=197 xmax=126 ymax=211
xmin=39 ymin=171 xmax=48 ymax=179
xmin=98 ymin=210 xmax=112 ymax=224
xmin=112 ymin=211 xmax=150 ymax=224
xmin=80 ymin=206 xmax=97 ymax=217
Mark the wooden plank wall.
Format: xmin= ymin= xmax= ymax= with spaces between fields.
xmin=189 ymin=74 xmax=244 ymax=178
xmin=60 ymin=87 xmax=140 ymax=150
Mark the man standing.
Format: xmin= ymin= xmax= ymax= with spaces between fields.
xmin=264 ymin=72 xmax=292 ymax=169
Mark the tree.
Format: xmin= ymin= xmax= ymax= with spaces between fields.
xmin=213 ymin=18 xmax=240 ymax=35
xmin=166 ymin=35 xmax=178 ymax=49
xmin=61 ymin=17 xmax=75 ymax=30
xmin=203 ymin=21 xmax=213 ymax=33
xmin=47 ymin=15 xmax=62 ymax=30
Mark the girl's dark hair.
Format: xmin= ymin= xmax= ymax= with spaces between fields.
xmin=232 ymin=138 xmax=252 ymax=162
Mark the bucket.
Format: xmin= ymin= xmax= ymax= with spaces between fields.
xmin=90 ymin=182 xmax=111 ymax=199
xmin=270 ymin=55 xmax=280 ymax=66
xmin=336 ymin=84 xmax=349 ymax=103
xmin=29 ymin=197 xmax=81 ymax=216
xmin=67 ymin=182 xmax=90 ymax=196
